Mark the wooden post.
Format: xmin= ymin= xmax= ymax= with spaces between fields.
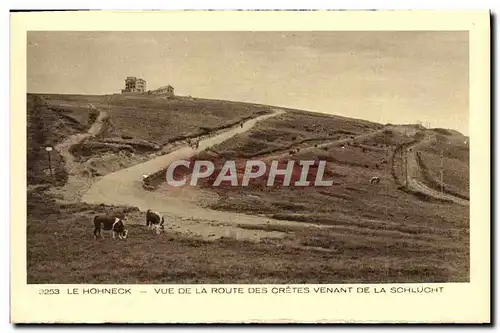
xmin=405 ymin=149 xmax=409 ymax=189
xmin=440 ymin=149 xmax=444 ymax=194
xmin=384 ymin=132 xmax=388 ymax=218
xmin=45 ymin=146 xmax=53 ymax=178
xmin=400 ymin=147 xmax=405 ymax=187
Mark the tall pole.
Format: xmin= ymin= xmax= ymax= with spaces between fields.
xmin=384 ymin=131 xmax=388 ymax=278
xmin=403 ymin=149 xmax=406 ymax=188
xmin=384 ymin=133 xmax=388 ymax=218
xmin=440 ymin=149 xmax=444 ymax=194
xmin=47 ymin=151 xmax=52 ymax=177
xmin=45 ymin=146 xmax=53 ymax=178
xmin=405 ymin=147 xmax=410 ymax=189
xmin=401 ymin=147 xmax=405 ymax=187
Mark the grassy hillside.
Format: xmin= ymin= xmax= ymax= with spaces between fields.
xmin=206 ymin=110 xmax=383 ymax=158
xmin=157 ymin=114 xmax=468 ymax=225
xmin=26 ymin=93 xmax=469 ymax=283
xmin=41 ymin=94 xmax=271 ymax=145
xmin=27 ymin=94 xmax=90 ymax=185
xmin=191 ymin=118 xmax=468 ymax=218
xmin=27 ymin=93 xmax=273 ymax=184
xmin=416 ymin=131 xmax=469 ymax=199
xmin=27 ymin=190 xmax=467 ymax=283
xmin=164 ymin=114 xmax=470 ymax=283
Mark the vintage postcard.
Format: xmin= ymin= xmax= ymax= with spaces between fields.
xmin=10 ymin=10 xmax=490 ymax=323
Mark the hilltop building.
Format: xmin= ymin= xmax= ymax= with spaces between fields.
xmin=121 ymin=77 xmax=175 ymax=98
xmin=122 ymin=77 xmax=146 ymax=93
xmin=150 ymin=85 xmax=175 ymax=97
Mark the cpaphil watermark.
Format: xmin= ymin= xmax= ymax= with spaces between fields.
xmin=164 ymin=159 xmax=334 ymax=187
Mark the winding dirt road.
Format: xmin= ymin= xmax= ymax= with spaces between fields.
xmin=73 ymin=105 xmax=467 ymax=240
xmin=49 ymin=104 xmax=109 ymax=202
xmin=82 ymin=109 xmax=285 ymax=208
xmin=80 ymin=108 xmax=329 ymax=240
xmin=403 ymin=135 xmax=469 ymax=206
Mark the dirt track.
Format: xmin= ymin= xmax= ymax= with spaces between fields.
xmin=48 ymin=104 xmax=109 ymax=202
xmin=75 ymin=106 xmax=467 ymax=240
xmin=80 ymin=108 xmax=328 ymax=241
xmin=403 ymin=133 xmax=469 ymax=206
xmin=56 ymin=103 xmax=108 ymax=166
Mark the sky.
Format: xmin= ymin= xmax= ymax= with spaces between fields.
xmin=27 ymin=31 xmax=469 ymax=135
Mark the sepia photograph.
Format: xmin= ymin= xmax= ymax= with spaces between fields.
xmin=10 ymin=10 xmax=490 ymax=324
xmin=26 ymin=30 xmax=471 ymax=284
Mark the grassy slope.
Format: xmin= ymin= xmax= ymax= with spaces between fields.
xmin=27 ymin=94 xmax=469 ymax=283
xmin=27 ymin=94 xmax=90 ymax=185
xmin=187 ymin=114 xmax=470 ymax=283
xmin=27 ymin=93 xmax=272 ymax=183
xmin=27 ymin=191 xmax=466 ymax=284
xmin=208 ymin=110 xmax=383 ymax=158
xmin=417 ymin=131 xmax=470 ymax=199
xmin=41 ymin=94 xmax=272 ymax=145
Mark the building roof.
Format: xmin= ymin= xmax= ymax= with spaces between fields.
xmin=126 ymin=77 xmax=145 ymax=81
xmin=156 ymin=85 xmax=174 ymax=90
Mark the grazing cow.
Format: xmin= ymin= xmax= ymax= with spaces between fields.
xmin=146 ymin=209 xmax=165 ymax=234
xmin=93 ymin=215 xmax=128 ymax=240
xmin=370 ymin=176 xmax=381 ymax=185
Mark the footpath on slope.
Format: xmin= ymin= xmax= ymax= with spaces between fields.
xmin=48 ymin=104 xmax=109 ymax=202
xmin=403 ymin=133 xmax=469 ymax=206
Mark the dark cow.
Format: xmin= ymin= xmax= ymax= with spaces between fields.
xmin=93 ymin=215 xmax=128 ymax=240
xmin=146 ymin=209 xmax=165 ymax=234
